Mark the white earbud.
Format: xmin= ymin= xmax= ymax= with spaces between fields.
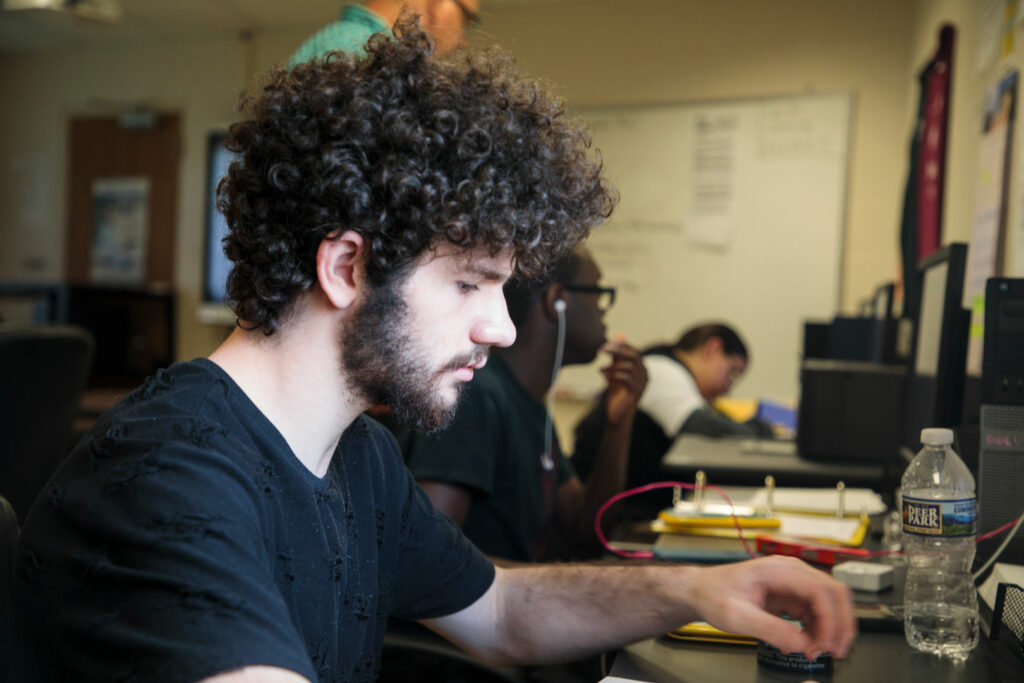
xmin=553 ymin=299 xmax=567 ymax=313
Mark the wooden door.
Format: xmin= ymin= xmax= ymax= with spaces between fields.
xmin=65 ymin=114 xmax=181 ymax=286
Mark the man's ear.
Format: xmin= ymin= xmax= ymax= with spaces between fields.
xmin=316 ymin=230 xmax=364 ymax=311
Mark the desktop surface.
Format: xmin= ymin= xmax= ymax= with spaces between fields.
xmin=608 ymin=628 xmax=1024 ymax=683
xmin=606 ymin=520 xmax=1024 ymax=683
xmin=661 ymin=434 xmax=888 ymax=489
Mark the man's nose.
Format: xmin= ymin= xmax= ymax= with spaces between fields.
xmin=471 ymin=294 xmax=516 ymax=349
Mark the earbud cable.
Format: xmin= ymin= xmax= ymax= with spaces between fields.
xmin=541 ymin=303 xmax=566 ymax=470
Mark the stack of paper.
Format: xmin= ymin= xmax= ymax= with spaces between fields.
xmin=707 ymin=485 xmax=887 ymax=517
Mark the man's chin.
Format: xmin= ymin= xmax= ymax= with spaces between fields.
xmin=390 ymin=384 xmax=465 ymax=433
xmin=402 ymin=404 xmax=459 ymax=433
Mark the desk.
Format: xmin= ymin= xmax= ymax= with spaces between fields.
xmin=604 ymin=530 xmax=1024 ymax=682
xmin=661 ymin=435 xmax=889 ymax=489
xmin=608 ymin=631 xmax=1024 ymax=682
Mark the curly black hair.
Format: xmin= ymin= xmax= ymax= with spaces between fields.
xmin=217 ymin=16 xmax=615 ymax=335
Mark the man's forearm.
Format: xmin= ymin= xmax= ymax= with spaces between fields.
xmin=495 ymin=562 xmax=695 ymax=664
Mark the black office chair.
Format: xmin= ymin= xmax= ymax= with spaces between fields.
xmin=0 ymin=324 xmax=94 ymax=524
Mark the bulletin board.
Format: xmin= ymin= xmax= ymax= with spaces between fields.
xmin=555 ymin=92 xmax=853 ymax=403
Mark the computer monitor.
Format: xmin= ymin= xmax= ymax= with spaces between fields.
xmin=198 ymin=130 xmax=237 ymax=325
xmin=903 ymin=243 xmax=970 ymax=448
xmin=977 ymin=278 xmax=1024 ymax=564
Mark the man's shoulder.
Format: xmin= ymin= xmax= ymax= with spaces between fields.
xmin=99 ymin=360 xmax=236 ymax=432
xmin=74 ymin=359 xmax=264 ymax=478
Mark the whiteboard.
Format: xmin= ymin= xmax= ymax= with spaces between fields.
xmin=556 ymin=92 xmax=853 ymax=403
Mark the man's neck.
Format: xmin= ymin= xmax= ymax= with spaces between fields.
xmin=208 ymin=311 xmax=365 ymax=478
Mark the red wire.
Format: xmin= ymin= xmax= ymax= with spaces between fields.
xmin=594 ymin=480 xmax=758 ymax=559
xmin=977 ymin=516 xmax=1020 ymax=543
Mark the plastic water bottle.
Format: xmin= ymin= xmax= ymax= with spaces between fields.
xmin=901 ymin=427 xmax=978 ymax=660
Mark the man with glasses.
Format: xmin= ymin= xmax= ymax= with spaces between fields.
xmin=405 ymin=247 xmax=649 ymax=563
xmin=288 ymin=0 xmax=479 ymax=66
xmin=574 ymin=323 xmax=774 ymax=492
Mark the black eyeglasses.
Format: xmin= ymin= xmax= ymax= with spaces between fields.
xmin=563 ymin=285 xmax=617 ymax=311
xmin=450 ymin=0 xmax=481 ymax=26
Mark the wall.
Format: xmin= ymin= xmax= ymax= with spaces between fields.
xmin=0 ymin=38 xmax=248 ymax=360
xmin=482 ymin=0 xmax=917 ymax=317
xmin=0 ymin=0 xmax=967 ymax=371
xmin=910 ymin=0 xmax=1024 ymax=276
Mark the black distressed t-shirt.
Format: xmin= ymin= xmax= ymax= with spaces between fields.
xmin=13 ymin=359 xmax=494 ymax=683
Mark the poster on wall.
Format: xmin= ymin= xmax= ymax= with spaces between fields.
xmin=965 ymin=70 xmax=1017 ymax=376
xmin=89 ymin=176 xmax=150 ymax=284
xmin=687 ymin=111 xmax=738 ymax=250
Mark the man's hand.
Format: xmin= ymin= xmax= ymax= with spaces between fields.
xmin=684 ymin=555 xmax=856 ymax=660
xmin=600 ymin=337 xmax=647 ymax=426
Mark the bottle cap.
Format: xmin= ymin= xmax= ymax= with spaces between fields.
xmin=920 ymin=427 xmax=954 ymax=445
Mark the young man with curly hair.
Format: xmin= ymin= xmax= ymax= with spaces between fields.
xmin=13 ymin=20 xmax=856 ymax=683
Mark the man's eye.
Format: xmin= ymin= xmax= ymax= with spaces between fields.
xmin=457 ymin=282 xmax=479 ymax=293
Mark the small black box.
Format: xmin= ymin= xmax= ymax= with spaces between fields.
xmin=797 ymin=359 xmax=907 ymax=463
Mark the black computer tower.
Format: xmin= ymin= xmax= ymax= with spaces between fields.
xmin=977 ymin=278 xmax=1024 ymax=566
xmin=797 ymin=359 xmax=907 ymax=463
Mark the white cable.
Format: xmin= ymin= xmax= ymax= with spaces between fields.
xmin=541 ymin=300 xmax=566 ymax=471
xmin=973 ymin=509 xmax=1024 ymax=582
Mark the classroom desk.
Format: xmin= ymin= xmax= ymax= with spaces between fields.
xmin=604 ymin=533 xmax=1024 ymax=682
xmin=660 ymin=434 xmax=891 ymax=489
xmin=607 ymin=630 xmax=1024 ymax=683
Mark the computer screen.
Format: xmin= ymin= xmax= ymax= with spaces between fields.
xmin=199 ymin=130 xmax=236 ymax=325
xmin=914 ymin=262 xmax=948 ymax=378
xmin=903 ymin=243 xmax=970 ymax=448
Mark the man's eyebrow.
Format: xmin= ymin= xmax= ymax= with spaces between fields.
xmin=463 ymin=265 xmax=510 ymax=283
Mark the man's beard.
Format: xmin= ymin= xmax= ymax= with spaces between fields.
xmin=340 ymin=277 xmax=484 ymax=432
